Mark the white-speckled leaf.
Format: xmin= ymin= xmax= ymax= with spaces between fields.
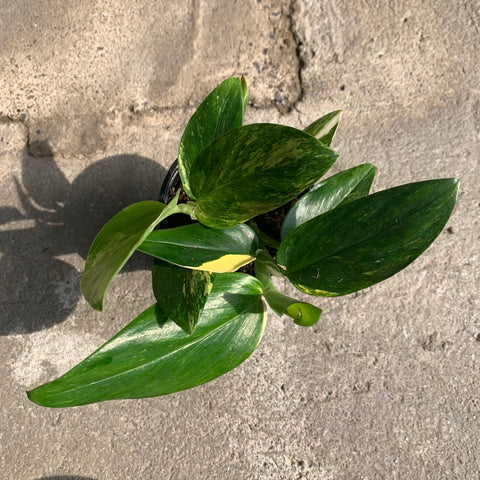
xmin=278 ymin=179 xmax=459 ymax=297
xmin=178 ymin=77 xmax=246 ymax=198
xmin=281 ymin=164 xmax=376 ymax=238
xmin=190 ymin=123 xmax=338 ymax=228
xmin=152 ymin=260 xmax=213 ymax=334
xmin=28 ymin=274 xmax=266 ymax=407
xmin=304 ymin=110 xmax=342 ymax=146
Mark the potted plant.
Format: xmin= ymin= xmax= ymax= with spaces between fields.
xmin=27 ymin=77 xmax=459 ymax=408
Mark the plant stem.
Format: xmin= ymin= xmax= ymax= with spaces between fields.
xmin=161 ymin=190 xmax=198 ymax=221
xmin=254 ymin=261 xmax=293 ymax=316
xmin=173 ymin=202 xmax=197 ymax=218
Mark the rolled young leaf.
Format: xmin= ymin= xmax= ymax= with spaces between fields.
xmin=190 ymin=123 xmax=338 ymax=228
xmin=277 ymin=179 xmax=459 ymax=297
xmin=81 ymin=197 xmax=180 ymax=311
xmin=27 ymin=273 xmax=266 ymax=408
xmin=240 ymin=75 xmax=248 ymax=115
xmin=255 ymin=261 xmax=321 ymax=327
xmin=178 ymin=76 xmax=247 ymax=198
xmin=138 ymin=223 xmax=259 ymax=273
xmin=152 ymin=259 xmax=213 ymax=334
xmin=304 ymin=110 xmax=343 ymax=146
xmin=281 ymin=164 xmax=376 ymax=238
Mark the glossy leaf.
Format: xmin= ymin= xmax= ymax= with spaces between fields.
xmin=81 ymin=197 xmax=180 ymax=311
xmin=255 ymin=261 xmax=321 ymax=327
xmin=152 ymin=259 xmax=213 ymax=334
xmin=138 ymin=223 xmax=259 ymax=273
xmin=190 ymin=123 xmax=338 ymax=228
xmin=27 ymin=274 xmax=266 ymax=407
xmin=281 ymin=164 xmax=376 ymax=238
xmin=304 ymin=110 xmax=342 ymax=146
xmin=178 ymin=77 xmax=246 ymax=198
xmin=277 ymin=179 xmax=459 ymax=297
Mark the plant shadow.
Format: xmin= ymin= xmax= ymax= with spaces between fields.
xmin=222 ymin=292 xmax=266 ymax=316
xmin=0 ymin=141 xmax=166 ymax=335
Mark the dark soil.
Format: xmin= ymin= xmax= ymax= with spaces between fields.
xmin=173 ymin=186 xmax=193 ymax=204
xmin=238 ymin=261 xmax=256 ymax=275
xmin=255 ymin=197 xmax=299 ymax=242
xmin=237 ymin=201 xmax=298 ymax=274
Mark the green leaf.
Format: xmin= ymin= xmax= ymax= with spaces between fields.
xmin=81 ymin=197 xmax=180 ymax=311
xmin=138 ymin=223 xmax=259 ymax=273
xmin=277 ymin=179 xmax=459 ymax=297
xmin=190 ymin=123 xmax=338 ymax=228
xmin=255 ymin=261 xmax=321 ymax=327
xmin=304 ymin=110 xmax=342 ymax=146
xmin=281 ymin=164 xmax=376 ymax=238
xmin=240 ymin=75 xmax=248 ymax=115
xmin=178 ymin=77 xmax=246 ymax=198
xmin=27 ymin=273 xmax=266 ymax=408
xmin=152 ymin=260 xmax=213 ymax=334
xmin=254 ymin=248 xmax=286 ymax=277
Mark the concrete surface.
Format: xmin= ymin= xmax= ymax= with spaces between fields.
xmin=1 ymin=1 xmax=479 ymax=479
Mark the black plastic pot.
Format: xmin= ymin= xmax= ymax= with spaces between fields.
xmin=159 ymin=159 xmax=181 ymax=204
xmin=158 ymin=159 xmax=194 ymax=229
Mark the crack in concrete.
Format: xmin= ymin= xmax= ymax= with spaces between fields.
xmin=1 ymin=115 xmax=35 ymax=156
xmin=0 ymin=115 xmax=30 ymax=150
xmin=286 ymin=0 xmax=305 ymax=112
xmin=19 ymin=117 xmax=31 ymax=152
xmin=2 ymin=0 xmax=310 ymax=158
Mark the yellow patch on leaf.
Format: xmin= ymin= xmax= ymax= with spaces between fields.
xmin=192 ymin=254 xmax=254 ymax=273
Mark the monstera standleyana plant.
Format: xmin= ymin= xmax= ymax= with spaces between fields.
xmin=28 ymin=76 xmax=459 ymax=407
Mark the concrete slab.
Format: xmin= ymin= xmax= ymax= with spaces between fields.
xmin=1 ymin=1 xmax=479 ymax=479
xmin=0 ymin=0 xmax=299 ymax=156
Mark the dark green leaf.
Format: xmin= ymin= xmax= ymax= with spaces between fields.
xmin=81 ymin=199 xmax=179 ymax=311
xmin=190 ymin=123 xmax=338 ymax=228
xmin=277 ymin=179 xmax=459 ymax=297
xmin=152 ymin=259 xmax=213 ymax=334
xmin=255 ymin=261 xmax=321 ymax=327
xmin=138 ymin=223 xmax=259 ymax=273
xmin=27 ymin=273 xmax=266 ymax=407
xmin=178 ymin=77 xmax=246 ymax=198
xmin=281 ymin=164 xmax=376 ymax=238
xmin=304 ymin=110 xmax=342 ymax=146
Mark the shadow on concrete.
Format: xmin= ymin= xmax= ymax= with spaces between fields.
xmin=0 ymin=141 xmax=166 ymax=335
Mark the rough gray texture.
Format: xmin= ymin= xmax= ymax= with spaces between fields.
xmin=0 ymin=0 xmax=298 ymax=156
xmin=1 ymin=1 xmax=479 ymax=479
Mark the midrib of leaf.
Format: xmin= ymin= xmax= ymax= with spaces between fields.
xmin=49 ymin=299 xmax=261 ymax=397
xmin=284 ymin=192 xmax=449 ymax=273
xmin=142 ymin=238 xmax=244 ymax=253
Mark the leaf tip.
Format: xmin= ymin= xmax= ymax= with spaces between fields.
xmin=26 ymin=387 xmax=48 ymax=408
xmin=286 ymin=302 xmax=322 ymax=327
xmin=240 ymin=74 xmax=247 ymax=88
xmin=81 ymin=279 xmax=105 ymax=312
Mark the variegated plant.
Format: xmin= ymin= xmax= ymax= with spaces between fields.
xmin=28 ymin=77 xmax=459 ymax=408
